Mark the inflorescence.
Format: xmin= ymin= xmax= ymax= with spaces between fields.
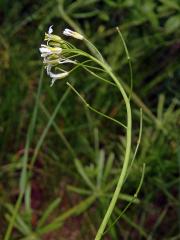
xmin=39 ymin=26 xmax=84 ymax=86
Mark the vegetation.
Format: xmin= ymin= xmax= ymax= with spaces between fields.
xmin=0 ymin=0 xmax=179 ymax=239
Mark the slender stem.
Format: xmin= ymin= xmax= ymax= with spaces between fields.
xmin=94 ymin=66 xmax=132 ymax=240
xmin=66 ymin=82 xmax=127 ymax=129
xmin=65 ymin=45 xmax=133 ymax=237
xmin=63 ymin=49 xmax=132 ymax=237
xmin=64 ymin=48 xmax=156 ymax=122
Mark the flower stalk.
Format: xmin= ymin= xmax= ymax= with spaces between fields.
xmin=39 ymin=26 xmax=132 ymax=240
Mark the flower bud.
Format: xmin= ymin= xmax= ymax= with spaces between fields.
xmin=63 ymin=28 xmax=84 ymax=40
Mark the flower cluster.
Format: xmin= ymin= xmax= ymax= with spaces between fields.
xmin=39 ymin=26 xmax=84 ymax=86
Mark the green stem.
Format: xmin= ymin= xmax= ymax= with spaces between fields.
xmin=66 ymin=82 xmax=127 ymax=129
xmin=64 ymin=51 xmax=132 ymax=236
xmin=94 ymin=67 xmax=132 ymax=240
xmin=63 ymin=48 xmax=132 ymax=239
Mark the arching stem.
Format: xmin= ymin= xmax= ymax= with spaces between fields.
xmin=94 ymin=65 xmax=132 ymax=240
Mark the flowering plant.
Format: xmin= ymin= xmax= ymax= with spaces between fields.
xmin=39 ymin=25 xmax=143 ymax=240
xmin=39 ymin=26 xmax=82 ymax=86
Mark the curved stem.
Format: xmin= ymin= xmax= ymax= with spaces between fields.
xmin=63 ymin=48 xmax=132 ymax=239
xmin=94 ymin=66 xmax=132 ymax=240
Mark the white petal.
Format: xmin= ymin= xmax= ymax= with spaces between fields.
xmin=48 ymin=25 xmax=53 ymax=34
xmin=49 ymin=71 xmax=69 ymax=79
xmin=63 ymin=28 xmax=73 ymax=36
xmin=49 ymin=72 xmax=69 ymax=87
xmin=46 ymin=65 xmax=52 ymax=75
xmin=63 ymin=28 xmax=83 ymax=40
xmin=58 ymin=59 xmax=76 ymax=64
xmin=39 ymin=47 xmax=51 ymax=53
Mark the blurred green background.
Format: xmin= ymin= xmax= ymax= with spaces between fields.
xmin=0 ymin=0 xmax=180 ymax=239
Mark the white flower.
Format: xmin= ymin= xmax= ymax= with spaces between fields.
xmin=63 ymin=28 xmax=84 ymax=40
xmin=39 ymin=26 xmax=79 ymax=86
xmin=45 ymin=26 xmax=62 ymax=43
xmin=39 ymin=46 xmax=51 ymax=57
xmin=49 ymin=71 xmax=69 ymax=87
xmin=49 ymin=71 xmax=68 ymax=79
xmin=45 ymin=65 xmax=69 ymax=86
xmin=39 ymin=44 xmax=62 ymax=58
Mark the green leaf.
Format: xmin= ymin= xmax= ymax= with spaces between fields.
xmin=38 ymin=195 xmax=96 ymax=235
xmin=74 ymin=158 xmax=95 ymax=190
xmin=165 ymin=14 xmax=180 ymax=33
xmin=5 ymin=204 xmax=31 ymax=235
xmin=97 ymin=149 xmax=105 ymax=188
xmin=103 ymin=152 xmax=114 ymax=182
xmin=37 ymin=198 xmax=61 ymax=228
xmin=160 ymin=0 xmax=180 ymax=11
